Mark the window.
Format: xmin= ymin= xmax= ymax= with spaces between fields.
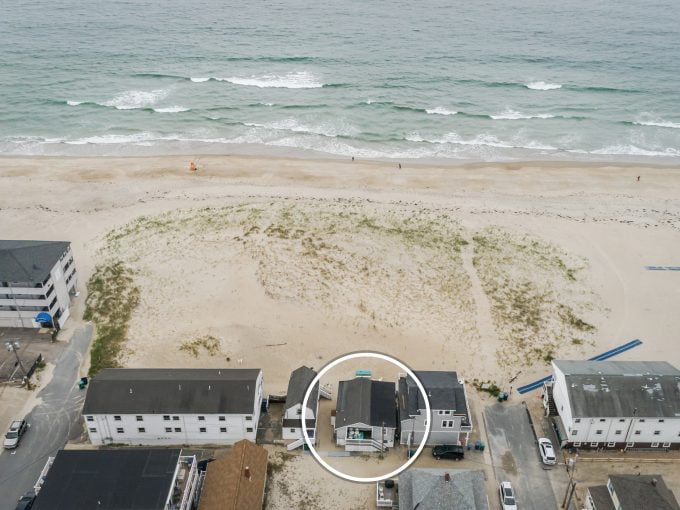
xmin=619 ymin=419 xmax=625 ymax=423
xmin=219 ymin=416 xmax=225 ymax=421
xmin=175 ymin=427 xmax=181 ymax=432
xmin=290 ymin=428 xmax=296 ymax=433
xmin=574 ymin=419 xmax=581 ymax=423
xmin=246 ymin=416 xmax=252 ymax=421
xmin=626 ymin=442 xmax=635 ymax=447
xmin=89 ymin=428 xmax=97 ymax=433
xmin=114 ymin=416 xmax=121 ymax=421
xmin=442 ymin=420 xmax=455 ymax=428
xmin=599 ymin=419 xmax=606 ymax=422
xmin=651 ymin=442 xmax=659 ymax=447
xmin=639 ymin=419 xmax=646 ymax=423
xmin=165 ymin=427 xmax=172 ymax=433
xmin=615 ymin=430 xmax=622 ymax=435
xmin=659 ymin=419 xmax=665 ymax=423
xmin=572 ymin=430 xmax=578 ymax=436
xmin=136 ymin=416 xmax=143 ymax=422
xmin=635 ymin=431 xmax=641 ymax=435
xmin=573 ymin=442 xmax=581 ymax=447
xmin=596 ymin=430 xmax=603 ymax=435
xmin=246 ymin=427 xmax=253 ymax=433
xmin=138 ymin=427 xmax=146 ymax=433
xmin=117 ymin=428 xmax=124 ymax=434
xmin=663 ymin=442 xmax=671 ymax=447
xmin=163 ymin=415 xmax=170 ymax=421
xmin=296 ymin=409 xmax=302 ymax=415
xmin=590 ymin=442 xmax=599 ymax=447
xmin=198 ymin=416 xmax=205 ymax=421
xmin=86 ymin=416 xmax=94 ymax=422
xmin=199 ymin=427 xmax=207 ymax=433
xmin=221 ymin=428 xmax=227 ymax=433
xmin=607 ymin=442 xmax=616 ymax=447
xmin=654 ymin=431 xmax=661 ymax=435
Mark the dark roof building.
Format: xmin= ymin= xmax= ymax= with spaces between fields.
xmin=553 ymin=360 xmax=680 ymax=418
xmin=336 ymin=378 xmax=396 ymax=428
xmin=284 ymin=366 xmax=318 ymax=413
xmin=587 ymin=475 xmax=680 ymax=510
xmin=198 ymin=440 xmax=268 ymax=510
xmin=82 ymin=368 xmax=262 ymax=415
xmin=398 ymin=469 xmax=488 ymax=510
xmin=399 ymin=371 xmax=469 ymax=418
xmin=0 ymin=240 xmax=71 ymax=283
xmin=33 ymin=449 xmax=188 ymax=510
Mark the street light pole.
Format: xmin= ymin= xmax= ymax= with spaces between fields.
xmin=6 ymin=340 xmax=27 ymax=377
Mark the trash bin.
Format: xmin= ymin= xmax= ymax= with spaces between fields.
xmin=479 ymin=441 xmax=485 ymax=451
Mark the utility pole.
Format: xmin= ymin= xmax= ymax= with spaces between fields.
xmin=563 ymin=481 xmax=576 ymax=509
xmin=8 ymin=282 xmax=27 ymax=328
xmin=6 ymin=340 xmax=27 ymax=377
xmin=562 ymin=456 xmax=577 ymax=509
xmin=381 ymin=421 xmax=385 ymax=453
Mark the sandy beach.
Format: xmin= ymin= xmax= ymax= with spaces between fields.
xmin=2 ymin=155 xmax=680 ymax=507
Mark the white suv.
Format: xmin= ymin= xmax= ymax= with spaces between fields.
xmin=538 ymin=437 xmax=557 ymax=465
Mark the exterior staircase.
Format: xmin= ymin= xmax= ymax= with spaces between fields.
xmin=319 ymin=384 xmax=332 ymax=399
xmin=544 ymin=384 xmax=558 ymax=416
xmin=287 ymin=437 xmax=305 ymax=450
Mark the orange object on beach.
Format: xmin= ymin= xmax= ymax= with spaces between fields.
xmin=189 ymin=161 xmax=197 ymax=172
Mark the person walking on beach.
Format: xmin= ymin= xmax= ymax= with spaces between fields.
xmin=398 ymin=163 xmax=402 ymax=169
xmin=637 ymin=175 xmax=640 ymax=182
xmin=190 ymin=161 xmax=197 ymax=172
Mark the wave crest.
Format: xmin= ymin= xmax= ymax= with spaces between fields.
xmin=490 ymin=109 xmax=554 ymax=120
xmin=526 ymin=81 xmax=562 ymax=90
xmin=220 ymin=71 xmax=324 ymax=89
xmin=426 ymin=107 xmax=458 ymax=116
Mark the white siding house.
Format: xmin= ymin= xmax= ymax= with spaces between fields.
xmin=0 ymin=241 xmax=77 ymax=328
xmin=83 ymin=368 xmax=263 ymax=446
xmin=282 ymin=366 xmax=320 ymax=446
xmin=544 ymin=360 xmax=680 ymax=450
xmin=398 ymin=371 xmax=472 ymax=447
xmin=334 ymin=377 xmax=397 ymax=452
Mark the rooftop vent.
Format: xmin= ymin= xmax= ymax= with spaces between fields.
xmin=244 ymin=466 xmax=251 ymax=480
xmin=444 ymin=473 xmax=450 ymax=482
xmin=652 ymin=478 xmax=658 ymax=487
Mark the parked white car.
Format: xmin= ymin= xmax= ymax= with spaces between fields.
xmin=499 ymin=481 xmax=517 ymax=510
xmin=4 ymin=419 xmax=28 ymax=449
xmin=538 ymin=437 xmax=556 ymax=465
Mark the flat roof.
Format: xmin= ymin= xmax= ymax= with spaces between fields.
xmin=33 ymin=449 xmax=180 ymax=510
xmin=82 ymin=368 xmax=261 ymax=415
xmin=198 ymin=440 xmax=268 ymax=510
xmin=0 ymin=240 xmax=70 ymax=282
xmin=553 ymin=361 xmax=680 ymax=418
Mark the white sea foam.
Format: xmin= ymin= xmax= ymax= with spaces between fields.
xmin=426 ymin=107 xmax=458 ymax=116
xmin=101 ymin=89 xmax=170 ymax=110
xmin=66 ymin=100 xmax=83 ymax=106
xmin=220 ymin=71 xmax=324 ymax=89
xmin=190 ymin=77 xmax=210 ymax=83
xmin=490 ymin=109 xmax=554 ymax=120
xmin=526 ymin=81 xmax=562 ymax=90
xmin=245 ymin=118 xmax=359 ymax=138
xmin=633 ymin=120 xmax=680 ymax=129
xmin=589 ymin=145 xmax=680 ymax=157
xmin=406 ymin=131 xmax=557 ymax=151
xmin=153 ymin=106 xmax=190 ymax=113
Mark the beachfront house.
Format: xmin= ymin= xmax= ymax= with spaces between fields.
xmin=586 ymin=474 xmax=680 ymax=510
xmin=82 ymin=368 xmax=263 ymax=446
xmin=282 ymin=366 xmax=323 ymax=448
xmin=0 ymin=240 xmax=77 ymax=328
xmin=378 ymin=468 xmax=489 ymax=509
xmin=398 ymin=371 xmax=472 ymax=447
xmin=198 ymin=439 xmax=268 ymax=510
xmin=543 ymin=360 xmax=680 ymax=450
xmin=333 ymin=377 xmax=397 ymax=452
xmin=32 ymin=449 xmax=200 ymax=510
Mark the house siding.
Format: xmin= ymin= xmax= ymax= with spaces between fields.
xmin=336 ymin=422 xmax=396 ymax=451
xmin=282 ymin=400 xmax=319 ymax=442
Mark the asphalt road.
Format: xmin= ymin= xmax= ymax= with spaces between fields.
xmin=0 ymin=324 xmax=92 ymax=510
xmin=485 ymin=403 xmax=559 ymax=510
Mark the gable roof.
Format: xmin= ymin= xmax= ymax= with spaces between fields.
xmin=609 ymin=475 xmax=680 ymax=510
xmin=33 ymin=449 xmax=180 ymax=510
xmin=587 ymin=486 xmax=616 ymax=510
xmin=198 ymin=440 xmax=268 ymax=510
xmin=284 ymin=366 xmax=319 ymax=413
xmin=0 ymin=240 xmax=70 ymax=282
xmin=553 ymin=360 xmax=680 ymax=418
xmin=335 ymin=378 xmax=396 ymax=428
xmin=398 ymin=469 xmax=489 ymax=510
xmin=82 ymin=368 xmax=261 ymax=415
xmin=398 ymin=371 xmax=469 ymax=421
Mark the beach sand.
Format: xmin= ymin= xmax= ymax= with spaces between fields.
xmin=1 ymin=155 xmax=679 ymax=507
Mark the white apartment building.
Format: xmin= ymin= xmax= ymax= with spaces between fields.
xmin=82 ymin=368 xmax=263 ymax=446
xmin=0 ymin=240 xmax=77 ymax=328
xmin=544 ymin=360 xmax=680 ymax=450
xmin=398 ymin=371 xmax=472 ymax=447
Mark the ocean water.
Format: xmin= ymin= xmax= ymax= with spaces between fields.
xmin=1 ymin=0 xmax=680 ymax=162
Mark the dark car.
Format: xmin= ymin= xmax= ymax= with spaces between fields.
xmin=432 ymin=444 xmax=465 ymax=460
xmin=15 ymin=491 xmax=36 ymax=510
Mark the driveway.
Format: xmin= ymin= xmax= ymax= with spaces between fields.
xmin=0 ymin=324 xmax=92 ymax=510
xmin=485 ymin=403 xmax=559 ymax=510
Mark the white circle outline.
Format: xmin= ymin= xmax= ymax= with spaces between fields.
xmin=301 ymin=351 xmax=431 ymax=483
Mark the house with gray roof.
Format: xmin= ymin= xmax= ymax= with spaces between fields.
xmin=82 ymin=368 xmax=263 ymax=446
xmin=333 ymin=377 xmax=397 ymax=452
xmin=545 ymin=360 xmax=680 ymax=450
xmin=282 ymin=366 xmax=320 ymax=446
xmin=0 ymin=240 xmax=77 ymax=328
xmin=398 ymin=371 xmax=472 ymax=447
xmin=586 ymin=474 xmax=680 ymax=510
xmin=380 ymin=469 xmax=488 ymax=510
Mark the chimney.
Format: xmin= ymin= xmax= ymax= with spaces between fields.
xmin=652 ymin=478 xmax=658 ymax=487
xmin=244 ymin=466 xmax=251 ymax=480
xmin=444 ymin=473 xmax=450 ymax=482
xmin=208 ymin=385 xmax=211 ymax=391
xmin=129 ymin=388 xmax=133 ymax=394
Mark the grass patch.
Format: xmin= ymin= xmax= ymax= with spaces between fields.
xmin=84 ymin=260 xmax=140 ymax=376
xmin=179 ymin=335 xmax=221 ymax=357
xmin=472 ymin=379 xmax=502 ymax=397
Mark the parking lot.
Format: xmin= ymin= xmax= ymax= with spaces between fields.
xmin=0 ymin=328 xmax=61 ymax=383
xmin=485 ymin=402 xmax=561 ymax=510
